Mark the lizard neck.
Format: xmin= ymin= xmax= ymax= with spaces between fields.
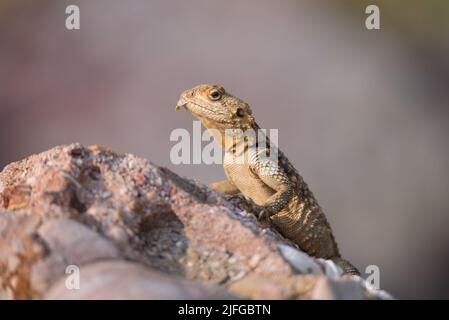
xmin=204 ymin=122 xmax=262 ymax=153
xmin=200 ymin=117 xmax=262 ymax=150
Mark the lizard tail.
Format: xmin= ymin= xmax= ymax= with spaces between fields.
xmin=331 ymin=257 xmax=360 ymax=276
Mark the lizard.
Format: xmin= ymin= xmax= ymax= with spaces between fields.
xmin=175 ymin=84 xmax=359 ymax=275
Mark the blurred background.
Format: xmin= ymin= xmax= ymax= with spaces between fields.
xmin=1 ymin=0 xmax=448 ymax=299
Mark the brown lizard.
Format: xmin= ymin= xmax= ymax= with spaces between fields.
xmin=176 ymin=84 xmax=359 ymax=275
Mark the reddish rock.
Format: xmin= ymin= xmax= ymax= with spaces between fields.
xmin=0 ymin=144 xmax=392 ymax=299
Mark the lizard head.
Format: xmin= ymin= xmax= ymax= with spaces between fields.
xmin=176 ymin=84 xmax=256 ymax=131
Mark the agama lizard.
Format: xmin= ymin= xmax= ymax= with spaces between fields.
xmin=176 ymin=84 xmax=359 ymax=275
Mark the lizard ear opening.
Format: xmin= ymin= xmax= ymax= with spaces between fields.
xmin=236 ymin=108 xmax=245 ymax=117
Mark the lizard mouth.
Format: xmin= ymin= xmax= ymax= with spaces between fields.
xmin=176 ymin=99 xmax=231 ymax=124
xmin=176 ymin=99 xmax=212 ymax=114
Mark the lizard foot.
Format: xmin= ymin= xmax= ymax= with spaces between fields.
xmin=255 ymin=205 xmax=277 ymax=220
xmin=258 ymin=209 xmax=271 ymax=220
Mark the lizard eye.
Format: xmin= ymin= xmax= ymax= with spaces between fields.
xmin=235 ymin=108 xmax=245 ymax=118
xmin=208 ymin=89 xmax=222 ymax=101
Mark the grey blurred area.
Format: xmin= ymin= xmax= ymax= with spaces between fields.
xmin=1 ymin=0 xmax=448 ymax=299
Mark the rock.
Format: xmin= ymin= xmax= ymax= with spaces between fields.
xmin=44 ymin=260 xmax=233 ymax=300
xmin=0 ymin=143 xmax=392 ymax=299
xmin=278 ymin=244 xmax=322 ymax=276
xmin=316 ymin=258 xmax=344 ymax=278
xmin=311 ymin=277 xmax=364 ymax=300
xmin=30 ymin=219 xmax=121 ymax=293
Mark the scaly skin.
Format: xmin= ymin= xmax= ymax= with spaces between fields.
xmin=176 ymin=84 xmax=359 ymax=275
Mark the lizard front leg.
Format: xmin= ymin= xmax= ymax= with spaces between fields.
xmin=251 ymin=160 xmax=294 ymax=219
xmin=208 ymin=179 xmax=241 ymax=195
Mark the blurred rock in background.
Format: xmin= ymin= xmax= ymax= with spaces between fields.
xmin=0 ymin=0 xmax=448 ymax=299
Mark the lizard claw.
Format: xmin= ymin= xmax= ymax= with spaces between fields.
xmin=257 ymin=208 xmax=272 ymax=220
xmin=244 ymin=199 xmax=273 ymax=220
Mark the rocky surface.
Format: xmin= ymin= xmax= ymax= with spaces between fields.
xmin=0 ymin=144 xmax=392 ymax=300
